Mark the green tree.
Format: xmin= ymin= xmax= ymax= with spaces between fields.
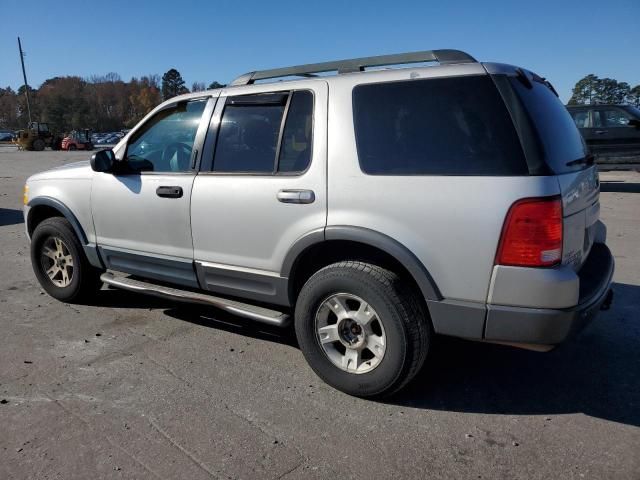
xmin=596 ymin=78 xmax=630 ymax=104
xmin=161 ymin=68 xmax=188 ymax=100
xmin=37 ymin=76 xmax=91 ymax=132
xmin=568 ymin=74 xmax=600 ymax=104
xmin=629 ymin=85 xmax=640 ymax=107
xmin=208 ymin=81 xmax=225 ymax=89
xmin=0 ymin=87 xmax=19 ymax=129
xmin=569 ymin=75 xmax=632 ymax=105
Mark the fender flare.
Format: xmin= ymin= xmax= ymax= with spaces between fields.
xmin=27 ymin=196 xmax=89 ymax=245
xmin=282 ymin=225 xmax=442 ymax=301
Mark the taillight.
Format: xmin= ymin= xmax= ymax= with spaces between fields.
xmin=495 ymin=196 xmax=563 ymax=267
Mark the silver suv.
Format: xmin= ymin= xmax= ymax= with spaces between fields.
xmin=24 ymin=50 xmax=614 ymax=397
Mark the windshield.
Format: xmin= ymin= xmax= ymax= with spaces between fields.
xmin=509 ymin=77 xmax=589 ymax=174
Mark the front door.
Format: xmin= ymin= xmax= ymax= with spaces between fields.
xmin=190 ymin=83 xmax=328 ymax=305
xmin=586 ymin=106 xmax=640 ymax=154
xmin=92 ymin=96 xmax=216 ymax=287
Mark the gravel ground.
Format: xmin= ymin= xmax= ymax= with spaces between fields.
xmin=0 ymin=147 xmax=638 ymax=479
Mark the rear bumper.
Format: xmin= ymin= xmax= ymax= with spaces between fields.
xmin=484 ymin=243 xmax=615 ymax=345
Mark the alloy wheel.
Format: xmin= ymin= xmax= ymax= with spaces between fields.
xmin=315 ymin=293 xmax=387 ymax=374
xmin=40 ymin=236 xmax=74 ymax=287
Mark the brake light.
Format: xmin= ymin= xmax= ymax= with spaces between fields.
xmin=495 ymin=196 xmax=563 ymax=267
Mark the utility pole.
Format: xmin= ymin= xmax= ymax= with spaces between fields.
xmin=17 ymin=36 xmax=32 ymax=124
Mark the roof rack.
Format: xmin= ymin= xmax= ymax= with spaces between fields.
xmin=229 ymin=49 xmax=477 ymax=86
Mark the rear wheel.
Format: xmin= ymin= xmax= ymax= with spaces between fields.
xmin=295 ymin=261 xmax=431 ymax=397
xmin=69 ymin=144 xmax=77 ymax=151
xmin=32 ymin=138 xmax=45 ymax=151
xmin=30 ymin=217 xmax=103 ymax=302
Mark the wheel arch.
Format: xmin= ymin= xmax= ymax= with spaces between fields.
xmin=283 ymin=226 xmax=442 ymax=305
xmin=27 ymin=197 xmax=89 ymax=245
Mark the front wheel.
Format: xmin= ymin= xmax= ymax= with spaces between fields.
xmin=30 ymin=217 xmax=103 ymax=303
xmin=32 ymin=138 xmax=45 ymax=151
xmin=295 ymin=261 xmax=431 ymax=398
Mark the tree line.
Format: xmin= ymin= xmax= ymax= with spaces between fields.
xmin=568 ymin=74 xmax=640 ymax=106
xmin=0 ymin=68 xmax=224 ymax=133
xmin=1 ymin=68 xmax=638 ymax=134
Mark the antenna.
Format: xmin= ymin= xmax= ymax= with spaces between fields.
xmin=17 ymin=37 xmax=32 ymax=124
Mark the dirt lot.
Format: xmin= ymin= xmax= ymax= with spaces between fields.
xmin=0 ymin=147 xmax=638 ymax=479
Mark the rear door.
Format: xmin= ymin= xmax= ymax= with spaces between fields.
xmin=590 ymin=106 xmax=640 ymax=154
xmin=190 ymin=82 xmax=327 ymax=305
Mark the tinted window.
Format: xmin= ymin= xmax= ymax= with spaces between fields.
xmin=594 ymin=108 xmax=632 ymax=128
xmin=509 ymin=78 xmax=588 ymax=173
xmin=352 ymin=76 xmax=527 ymax=175
xmin=126 ymin=100 xmax=206 ymax=172
xmin=570 ymin=110 xmax=590 ymax=128
xmin=278 ymin=91 xmax=313 ymax=173
xmin=214 ymin=101 xmax=285 ymax=173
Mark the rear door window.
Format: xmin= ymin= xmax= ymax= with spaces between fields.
xmin=352 ymin=75 xmax=527 ymax=175
xmin=213 ymin=90 xmax=313 ymax=174
xmin=278 ymin=91 xmax=314 ymax=173
xmin=213 ymin=99 xmax=285 ymax=173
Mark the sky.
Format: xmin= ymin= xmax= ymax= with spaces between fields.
xmin=1 ymin=0 xmax=638 ymax=103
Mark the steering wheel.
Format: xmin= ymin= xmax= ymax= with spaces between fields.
xmin=161 ymin=142 xmax=192 ymax=171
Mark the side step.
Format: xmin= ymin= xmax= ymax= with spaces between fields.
xmin=100 ymin=272 xmax=291 ymax=327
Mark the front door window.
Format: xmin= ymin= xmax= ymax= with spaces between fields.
xmin=126 ymin=99 xmax=207 ymax=172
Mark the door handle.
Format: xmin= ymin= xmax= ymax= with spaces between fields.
xmin=156 ymin=186 xmax=183 ymax=198
xmin=595 ymin=130 xmax=608 ymax=135
xmin=276 ymin=189 xmax=315 ymax=204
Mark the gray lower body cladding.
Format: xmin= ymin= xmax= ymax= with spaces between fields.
xmin=484 ymin=243 xmax=614 ymax=345
xmin=428 ymin=243 xmax=614 ymax=346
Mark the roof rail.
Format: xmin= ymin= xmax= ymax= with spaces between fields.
xmin=229 ymin=49 xmax=476 ymax=86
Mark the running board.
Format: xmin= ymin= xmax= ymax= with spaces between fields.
xmin=100 ymin=272 xmax=290 ymax=327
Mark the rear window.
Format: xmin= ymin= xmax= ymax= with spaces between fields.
xmin=509 ymin=78 xmax=588 ymax=174
xmin=352 ymin=75 xmax=528 ymax=175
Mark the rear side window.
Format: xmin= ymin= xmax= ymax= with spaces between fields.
xmin=352 ymin=75 xmax=527 ymax=175
xmin=509 ymin=78 xmax=588 ymax=173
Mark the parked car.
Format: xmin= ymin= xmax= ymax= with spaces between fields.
xmin=0 ymin=130 xmax=16 ymax=142
xmin=23 ymin=49 xmax=614 ymax=397
xmin=91 ymin=132 xmax=125 ymax=145
xmin=567 ymin=104 xmax=640 ymax=155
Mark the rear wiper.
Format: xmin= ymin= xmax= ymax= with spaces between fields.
xmin=566 ymin=155 xmax=595 ymax=167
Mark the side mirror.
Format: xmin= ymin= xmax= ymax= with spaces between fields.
xmin=90 ymin=149 xmax=115 ymax=172
xmin=628 ymin=118 xmax=640 ymax=129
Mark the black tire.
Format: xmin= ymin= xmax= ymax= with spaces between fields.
xmin=68 ymin=144 xmax=77 ymax=151
xmin=32 ymin=138 xmax=45 ymax=151
xmin=30 ymin=217 xmax=103 ymax=303
xmin=295 ymin=261 xmax=431 ymax=398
